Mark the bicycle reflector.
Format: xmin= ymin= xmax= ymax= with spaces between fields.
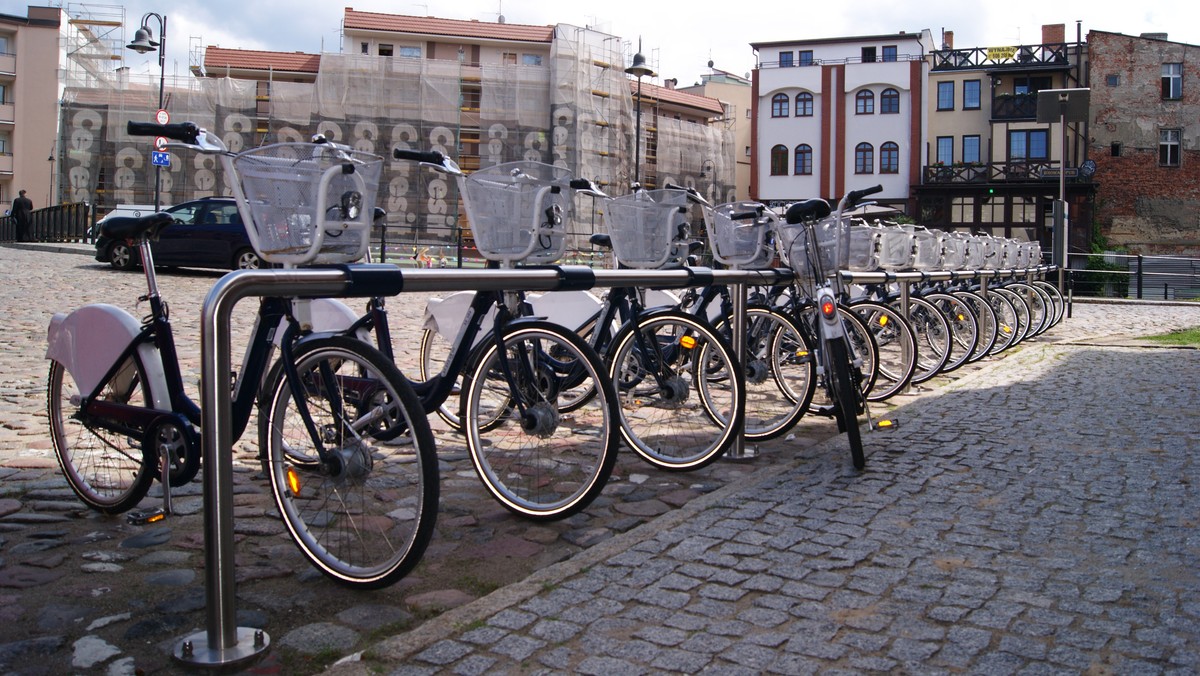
xmin=679 ymin=335 xmax=697 ymax=350
xmin=820 ymin=299 xmax=837 ymax=318
xmin=286 ymin=466 xmax=302 ymax=497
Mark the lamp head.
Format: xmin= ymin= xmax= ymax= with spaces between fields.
xmin=625 ymin=52 xmax=655 ymax=78
xmin=126 ymin=26 xmax=159 ymax=54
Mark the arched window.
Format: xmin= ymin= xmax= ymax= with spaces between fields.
xmin=881 ymin=88 xmax=900 ymax=114
xmin=855 ymin=90 xmax=874 ymax=114
xmin=855 ymin=143 xmax=874 ymax=174
xmin=770 ymin=144 xmax=789 ymax=175
xmin=880 ymin=142 xmax=899 ymax=174
xmin=794 ymin=144 xmax=813 ymax=175
xmin=771 ymin=93 xmax=789 ymax=117
xmin=795 ymin=92 xmax=814 ymax=117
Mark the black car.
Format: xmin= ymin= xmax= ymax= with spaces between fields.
xmin=95 ymin=197 xmax=264 ymax=271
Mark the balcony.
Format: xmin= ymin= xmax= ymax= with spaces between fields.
xmin=0 ymin=154 xmax=13 ymax=174
xmin=931 ymin=43 xmax=1071 ymax=71
xmin=923 ymin=160 xmax=1074 ymax=184
xmin=992 ymin=92 xmax=1038 ymax=120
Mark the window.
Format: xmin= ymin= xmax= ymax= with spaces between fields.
xmin=399 ymin=46 xmax=421 ymax=58
xmin=771 ymin=93 xmax=789 ymax=117
xmin=770 ymin=145 xmax=789 ymax=175
xmin=1160 ymin=129 xmax=1181 ymax=166
xmin=951 ymin=197 xmax=975 ymax=224
xmin=798 ymin=50 xmax=814 ymax=66
xmin=862 ymin=46 xmax=877 ymax=63
xmin=378 ymin=44 xmax=393 ymax=57
xmin=936 ymin=136 xmax=954 ymax=165
xmin=855 ymin=143 xmax=874 ymax=174
xmin=779 ymin=51 xmax=794 ymax=67
xmin=502 ymin=52 xmax=517 ymax=65
xmin=360 ymin=42 xmax=369 ymax=55
xmin=880 ymin=142 xmax=899 ymax=174
xmin=795 ymin=92 xmax=813 ymax=117
xmin=882 ymin=45 xmax=898 ymax=62
xmin=937 ymin=81 xmax=955 ymax=110
xmin=1162 ymin=63 xmax=1182 ymax=99
xmin=0 ymin=132 xmax=9 ymax=154
xmin=794 ymin=144 xmax=813 ymax=175
xmin=745 ymin=145 xmax=752 ymax=157
xmin=745 ymin=108 xmax=752 ymax=119
xmin=522 ymin=54 xmax=542 ymax=66
xmin=1008 ymin=129 xmax=1049 ymax=159
xmin=880 ymin=88 xmax=900 ymax=114
xmin=963 ymin=135 xmax=981 ymax=164
xmin=0 ymin=83 xmax=7 ymax=105
xmin=1106 ymin=73 xmax=1120 ymax=87
xmin=963 ymin=80 xmax=981 ymax=109
xmin=856 ymin=90 xmax=875 ymax=114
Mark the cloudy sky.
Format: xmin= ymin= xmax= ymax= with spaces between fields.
xmin=106 ymin=0 xmax=1195 ymax=87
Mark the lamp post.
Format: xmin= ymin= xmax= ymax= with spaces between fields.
xmin=127 ymin=12 xmax=167 ymax=212
xmin=625 ymin=41 xmax=655 ymax=188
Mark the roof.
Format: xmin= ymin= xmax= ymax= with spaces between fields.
xmin=203 ymin=46 xmax=321 ymax=74
xmin=752 ymin=32 xmax=927 ymax=50
xmin=343 ymin=9 xmax=554 ymax=44
xmin=630 ymin=80 xmax=726 ymax=116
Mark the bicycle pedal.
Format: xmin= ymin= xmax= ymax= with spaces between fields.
xmin=873 ymin=419 xmax=899 ymax=431
xmin=127 ymin=508 xmax=169 ymax=525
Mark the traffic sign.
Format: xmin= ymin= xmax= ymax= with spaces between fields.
xmin=151 ymin=151 xmax=171 ymax=167
xmin=154 ymin=136 xmax=169 ymax=150
xmin=155 ymin=109 xmax=170 ymax=125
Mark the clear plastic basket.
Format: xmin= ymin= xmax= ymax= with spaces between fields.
xmin=960 ymin=233 xmax=985 ymax=270
xmin=774 ymin=217 xmax=841 ymax=281
xmin=906 ymin=226 xmax=943 ymax=271
xmin=1000 ymin=238 xmax=1022 ymax=269
xmin=846 ymin=222 xmax=881 ymax=272
xmin=705 ymin=201 xmax=775 ymax=268
xmin=877 ymin=225 xmax=915 ymax=271
xmin=940 ymin=232 xmax=968 ymax=271
xmin=603 ymin=189 xmax=693 ymax=269
xmin=232 ymin=143 xmax=382 ymax=265
xmin=979 ymin=235 xmax=1002 ymax=270
xmin=460 ymin=161 xmax=581 ymax=265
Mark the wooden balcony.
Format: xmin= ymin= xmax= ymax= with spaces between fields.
xmin=992 ymin=92 xmax=1038 ymax=120
xmin=931 ymin=43 xmax=1072 ymax=72
xmin=923 ymin=160 xmax=1074 ymax=184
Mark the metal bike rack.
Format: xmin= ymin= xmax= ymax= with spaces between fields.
xmin=186 ymin=263 xmax=792 ymax=668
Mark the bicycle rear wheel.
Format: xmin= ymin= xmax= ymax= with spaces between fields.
xmin=898 ymin=296 xmax=952 ymax=384
xmin=610 ymin=311 xmax=743 ymax=471
xmin=264 ymin=335 xmax=438 ymax=590
xmin=48 ymin=358 xmax=155 ymax=514
xmin=847 ymin=301 xmax=915 ymax=402
xmin=464 ymin=321 xmax=618 ymax=520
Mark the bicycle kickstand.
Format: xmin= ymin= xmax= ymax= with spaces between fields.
xmin=127 ymin=445 xmax=175 ymax=525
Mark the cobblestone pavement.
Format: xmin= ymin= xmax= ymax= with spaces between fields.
xmin=1 ymin=243 xmax=1199 ymax=674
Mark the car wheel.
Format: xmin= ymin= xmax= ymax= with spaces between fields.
xmin=109 ymin=242 xmax=137 ymax=271
xmin=233 ymin=248 xmax=263 ymax=270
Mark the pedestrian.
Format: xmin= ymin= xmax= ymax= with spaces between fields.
xmin=12 ymin=189 xmax=34 ymax=242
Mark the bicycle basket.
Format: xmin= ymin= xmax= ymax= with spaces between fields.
xmin=906 ymin=225 xmax=943 ymax=271
xmin=940 ymin=232 xmax=968 ymax=271
xmin=603 ymin=189 xmax=693 ymax=269
xmin=877 ymin=225 xmax=915 ymax=271
xmin=774 ymin=216 xmax=841 ymax=281
xmin=960 ymin=233 xmax=986 ymax=270
xmin=705 ymin=201 xmax=775 ymax=268
xmin=978 ymin=235 xmax=1002 ymax=270
xmin=461 ymin=161 xmax=577 ymax=265
xmin=232 ymin=143 xmax=382 ymax=265
xmin=846 ymin=222 xmax=881 ymax=272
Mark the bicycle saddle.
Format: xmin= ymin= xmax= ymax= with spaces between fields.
xmin=785 ymin=198 xmax=832 ymax=224
xmin=100 ymin=212 xmax=174 ymax=241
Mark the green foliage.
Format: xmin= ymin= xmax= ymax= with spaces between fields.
xmin=1143 ymin=327 xmax=1200 ymax=345
xmin=1072 ymin=254 xmax=1127 ymax=297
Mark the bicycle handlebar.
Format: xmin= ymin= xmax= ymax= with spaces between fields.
xmin=663 ymin=182 xmax=711 ymax=207
xmin=128 ymin=121 xmax=201 ymax=145
xmin=843 ymin=184 xmax=883 ymax=211
xmin=392 ymin=148 xmax=446 ymax=164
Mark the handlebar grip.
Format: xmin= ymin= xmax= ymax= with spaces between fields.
xmin=847 ymin=184 xmax=884 ymax=204
xmin=393 ymin=148 xmax=445 ymax=164
xmin=730 ymin=207 xmax=763 ymax=221
xmin=127 ymin=121 xmax=200 ymax=144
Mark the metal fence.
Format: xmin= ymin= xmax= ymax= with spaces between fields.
xmin=0 ymin=203 xmax=94 ymax=243
xmin=1065 ymin=252 xmax=1200 ymax=300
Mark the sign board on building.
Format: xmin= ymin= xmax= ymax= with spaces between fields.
xmin=1040 ymin=167 xmax=1079 ymax=179
xmin=987 ymin=46 xmax=1017 ymax=61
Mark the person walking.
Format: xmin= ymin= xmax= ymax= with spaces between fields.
xmin=12 ymin=189 xmax=34 ymax=242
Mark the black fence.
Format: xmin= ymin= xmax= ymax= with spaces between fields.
xmin=1067 ymin=252 xmax=1200 ymax=300
xmin=0 ymin=203 xmax=94 ymax=243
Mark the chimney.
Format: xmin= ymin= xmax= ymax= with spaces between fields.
xmin=664 ymin=77 xmax=678 ymax=89
xmin=942 ymin=30 xmax=954 ymax=50
xmin=1042 ymin=24 xmax=1065 ymax=44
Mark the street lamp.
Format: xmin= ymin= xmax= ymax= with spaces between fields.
xmin=625 ymin=41 xmax=655 ymax=188
xmin=127 ymin=12 xmax=167 ymax=211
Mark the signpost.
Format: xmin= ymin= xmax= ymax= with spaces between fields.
xmin=1037 ymin=88 xmax=1090 ymax=292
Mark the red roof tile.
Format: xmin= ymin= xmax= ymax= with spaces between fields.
xmin=630 ymin=80 xmax=726 ymax=116
xmin=203 ymin=46 xmax=321 ymax=74
xmin=344 ymin=9 xmax=554 ymax=43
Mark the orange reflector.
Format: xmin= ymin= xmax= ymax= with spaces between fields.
xmin=820 ymin=301 xmax=836 ymax=317
xmin=680 ymin=335 xmax=697 ymax=349
xmin=146 ymin=512 xmax=166 ymax=523
xmin=956 ymin=313 xmax=966 ymax=321
xmin=878 ymin=315 xmax=889 ymax=327
xmin=877 ymin=419 xmax=895 ymax=428
xmin=796 ymin=350 xmax=809 ymax=358
xmin=286 ymin=466 xmax=302 ymax=497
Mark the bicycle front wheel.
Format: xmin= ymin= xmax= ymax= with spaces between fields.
xmin=464 ymin=321 xmax=618 ymax=520
xmin=264 ymin=335 xmax=438 ymax=590
xmin=826 ymin=337 xmax=865 ymax=470
xmin=610 ymin=311 xmax=744 ymax=471
xmin=48 ymin=358 xmax=155 ymax=514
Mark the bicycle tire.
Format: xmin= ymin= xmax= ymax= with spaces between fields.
xmin=706 ymin=306 xmax=814 ymax=442
xmin=609 ymin=310 xmax=744 ymax=471
xmin=984 ymin=290 xmax=1020 ymax=355
xmin=993 ymin=287 xmax=1032 ymax=345
xmin=846 ymin=300 xmax=915 ymax=402
xmin=827 ymin=337 xmax=865 ymax=470
xmin=418 ymin=328 xmax=465 ymax=431
xmin=48 ymin=358 xmax=156 ymax=514
xmin=264 ymin=335 xmax=438 ymax=590
xmin=464 ymin=321 xmax=618 ymax=520
xmin=1031 ymin=280 xmax=1065 ymax=327
xmin=952 ymin=290 xmax=998 ymax=362
xmin=893 ymin=296 xmax=952 ymax=384
xmin=1011 ymin=282 xmax=1053 ymax=337
xmin=922 ymin=292 xmax=978 ymax=373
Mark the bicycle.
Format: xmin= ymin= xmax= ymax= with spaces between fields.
xmin=47 ymin=121 xmax=438 ymax=589
xmin=774 ymin=185 xmax=886 ymax=470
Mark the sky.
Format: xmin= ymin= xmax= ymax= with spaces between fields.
xmin=100 ymin=0 xmax=1198 ymax=88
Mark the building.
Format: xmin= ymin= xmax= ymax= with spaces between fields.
xmin=915 ymin=24 xmax=1093 ymax=253
xmin=750 ymin=30 xmax=936 ymax=211
xmin=1 ymin=6 xmax=65 ymax=214
xmin=681 ymin=67 xmax=753 ymax=201
xmin=1087 ymin=30 xmax=1200 ymax=257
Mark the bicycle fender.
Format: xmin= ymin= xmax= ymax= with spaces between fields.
xmin=276 ymin=298 xmax=370 ymax=344
xmin=528 ymin=290 xmax=602 ymax=332
xmin=46 ymin=304 xmax=170 ymax=409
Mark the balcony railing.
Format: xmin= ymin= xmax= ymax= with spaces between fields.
xmin=992 ymin=92 xmax=1038 ymax=120
xmin=923 ymin=160 xmax=1076 ymax=184
xmin=931 ymin=43 xmax=1071 ymax=71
